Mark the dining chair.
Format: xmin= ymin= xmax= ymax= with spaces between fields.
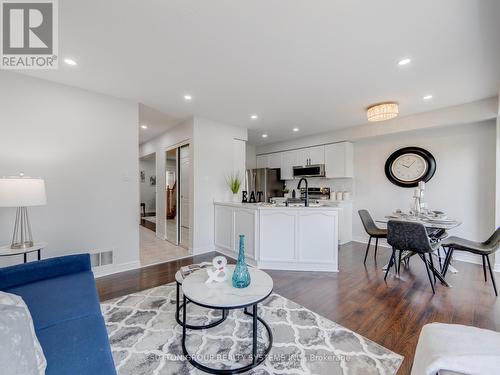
xmin=358 ymin=210 xmax=388 ymax=264
xmin=441 ymin=228 xmax=500 ymax=296
xmin=385 ymin=220 xmax=440 ymax=294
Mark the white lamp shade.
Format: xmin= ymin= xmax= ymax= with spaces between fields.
xmin=0 ymin=178 xmax=47 ymax=207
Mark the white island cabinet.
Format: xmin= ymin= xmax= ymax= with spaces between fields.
xmin=214 ymin=202 xmax=339 ymax=272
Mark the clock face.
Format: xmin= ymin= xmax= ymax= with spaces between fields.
xmin=384 ymin=147 xmax=437 ymax=188
xmin=391 ymin=153 xmax=427 ymax=182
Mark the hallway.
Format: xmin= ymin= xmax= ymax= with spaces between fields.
xmin=139 ymin=226 xmax=189 ymax=266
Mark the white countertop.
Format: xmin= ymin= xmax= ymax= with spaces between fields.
xmin=214 ymin=201 xmax=342 ymax=210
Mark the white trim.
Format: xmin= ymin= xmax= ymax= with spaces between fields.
xmin=350 ymin=239 xmax=489 ymax=267
xmin=352 ymin=236 xmax=390 ymax=248
xmin=93 ymin=260 xmax=141 ymax=278
xmin=258 ymin=260 xmax=338 ymax=272
xmin=215 ymin=246 xmax=255 ymax=266
xmin=452 ymin=252 xmax=482 ymax=265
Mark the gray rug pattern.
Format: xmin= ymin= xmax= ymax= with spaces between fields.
xmin=101 ymin=284 xmax=403 ymax=374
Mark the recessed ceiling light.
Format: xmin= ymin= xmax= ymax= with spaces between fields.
xmin=293 ymin=127 xmax=300 ymax=132
xmin=184 ymin=94 xmax=192 ymax=101
xmin=261 ymin=133 xmax=268 ymax=138
xmin=250 ymin=114 xmax=258 ymax=120
xmin=64 ymin=58 xmax=77 ymax=66
xmin=423 ymin=95 xmax=433 ymax=101
xmin=398 ymin=58 xmax=411 ymax=66
xmin=140 ymin=125 xmax=148 ymax=129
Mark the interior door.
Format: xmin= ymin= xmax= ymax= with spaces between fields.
xmin=165 ymin=148 xmax=178 ymax=245
xmin=179 ymin=144 xmax=190 ymax=249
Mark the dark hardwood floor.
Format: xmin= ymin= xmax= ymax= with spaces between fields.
xmin=96 ymin=242 xmax=500 ymax=374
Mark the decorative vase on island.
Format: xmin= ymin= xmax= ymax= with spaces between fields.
xmin=232 ymin=234 xmax=251 ymax=288
xmin=232 ymin=193 xmax=239 ymax=203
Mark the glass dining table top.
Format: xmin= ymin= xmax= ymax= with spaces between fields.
xmin=376 ymin=213 xmax=462 ymax=230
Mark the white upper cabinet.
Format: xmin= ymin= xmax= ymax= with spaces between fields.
xmin=308 ymin=146 xmax=325 ymax=165
xmin=256 ymin=155 xmax=267 ymax=168
xmin=257 ymin=142 xmax=353 ymax=179
xmin=267 ymin=153 xmax=282 ymax=168
xmin=325 ymin=142 xmax=354 ymax=178
xmin=280 ymin=151 xmax=298 ymax=180
xmin=256 ymin=153 xmax=281 ymax=169
xmin=296 ymin=146 xmax=325 ymax=166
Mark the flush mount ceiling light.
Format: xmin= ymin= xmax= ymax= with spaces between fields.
xmin=140 ymin=124 xmax=148 ymax=129
xmin=261 ymin=133 xmax=268 ymax=138
xmin=64 ymin=58 xmax=77 ymax=66
xmin=183 ymin=94 xmax=192 ymax=101
xmin=398 ymin=58 xmax=411 ymax=66
xmin=367 ymin=102 xmax=399 ymax=122
xmin=423 ymin=95 xmax=433 ymax=101
xmin=250 ymin=114 xmax=258 ymax=120
xmin=293 ymin=127 xmax=300 ymax=132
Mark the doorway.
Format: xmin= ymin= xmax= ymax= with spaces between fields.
xmin=165 ymin=144 xmax=191 ymax=249
xmin=139 ymin=153 xmax=156 ymax=232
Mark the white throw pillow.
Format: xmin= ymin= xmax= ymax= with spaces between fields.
xmin=0 ymin=291 xmax=46 ymax=375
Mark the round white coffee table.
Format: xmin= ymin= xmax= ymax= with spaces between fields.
xmin=181 ymin=265 xmax=273 ymax=374
xmin=174 ymin=269 xmax=227 ymax=329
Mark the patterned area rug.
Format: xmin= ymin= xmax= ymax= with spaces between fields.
xmin=101 ymin=283 xmax=403 ymax=374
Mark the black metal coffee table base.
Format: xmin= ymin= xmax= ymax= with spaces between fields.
xmin=181 ymin=294 xmax=273 ymax=374
xmin=175 ymin=281 xmax=227 ymax=329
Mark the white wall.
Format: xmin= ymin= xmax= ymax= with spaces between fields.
xmin=139 ymin=119 xmax=193 ymax=241
xmin=0 ymin=72 xmax=140 ymax=273
xmin=352 ymin=121 xmax=496 ymax=249
xmin=192 ymin=118 xmax=247 ymax=253
xmin=139 ymin=156 xmax=156 ymax=212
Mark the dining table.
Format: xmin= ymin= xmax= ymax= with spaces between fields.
xmin=376 ymin=212 xmax=462 ymax=287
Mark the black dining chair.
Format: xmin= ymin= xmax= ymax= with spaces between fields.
xmin=441 ymin=228 xmax=500 ymax=296
xmin=358 ymin=210 xmax=388 ymax=264
xmin=385 ymin=220 xmax=440 ymax=294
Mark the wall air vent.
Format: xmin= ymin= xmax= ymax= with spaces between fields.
xmin=91 ymin=250 xmax=114 ymax=267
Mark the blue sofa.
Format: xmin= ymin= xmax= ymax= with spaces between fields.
xmin=0 ymin=254 xmax=116 ymax=375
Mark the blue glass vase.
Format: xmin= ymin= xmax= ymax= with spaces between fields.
xmin=232 ymin=235 xmax=251 ymax=288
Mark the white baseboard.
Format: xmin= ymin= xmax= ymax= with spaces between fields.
xmin=215 ymin=247 xmax=253 ymax=265
xmin=351 ymin=239 xmax=488 ymax=267
xmin=93 ymin=260 xmax=141 ymax=278
xmin=352 ymin=236 xmax=390 ymax=248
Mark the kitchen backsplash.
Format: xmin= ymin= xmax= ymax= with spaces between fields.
xmin=284 ymin=177 xmax=354 ymax=200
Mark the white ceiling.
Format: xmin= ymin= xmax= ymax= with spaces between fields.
xmin=22 ymin=0 xmax=500 ymax=145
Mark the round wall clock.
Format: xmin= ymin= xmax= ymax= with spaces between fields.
xmin=384 ymin=147 xmax=436 ymax=187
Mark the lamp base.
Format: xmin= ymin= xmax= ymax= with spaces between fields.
xmin=10 ymin=207 xmax=34 ymax=250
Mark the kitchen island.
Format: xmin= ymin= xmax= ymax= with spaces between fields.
xmin=214 ymin=202 xmax=339 ymax=272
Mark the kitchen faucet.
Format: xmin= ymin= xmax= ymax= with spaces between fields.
xmin=297 ymin=178 xmax=309 ymax=207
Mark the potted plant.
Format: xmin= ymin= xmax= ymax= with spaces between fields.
xmin=283 ymin=186 xmax=290 ymax=199
xmin=226 ymin=172 xmax=242 ymax=202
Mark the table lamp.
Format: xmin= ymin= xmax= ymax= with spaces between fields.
xmin=0 ymin=173 xmax=47 ymax=249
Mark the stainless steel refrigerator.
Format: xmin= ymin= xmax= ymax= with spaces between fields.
xmin=245 ymin=168 xmax=284 ymax=202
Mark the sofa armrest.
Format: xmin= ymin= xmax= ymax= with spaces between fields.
xmin=0 ymin=254 xmax=92 ymax=290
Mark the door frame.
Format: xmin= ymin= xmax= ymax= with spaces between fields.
xmin=164 ymin=140 xmax=191 ymax=250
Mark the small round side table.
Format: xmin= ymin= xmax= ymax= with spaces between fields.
xmin=181 ymin=265 xmax=274 ymax=374
xmin=174 ymin=269 xmax=227 ymax=329
xmin=0 ymin=242 xmax=47 ymax=264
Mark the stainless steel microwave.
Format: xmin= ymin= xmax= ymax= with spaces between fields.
xmin=293 ymin=164 xmax=325 ymax=178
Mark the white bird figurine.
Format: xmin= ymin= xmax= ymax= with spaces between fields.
xmin=205 ymin=256 xmax=228 ymax=284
